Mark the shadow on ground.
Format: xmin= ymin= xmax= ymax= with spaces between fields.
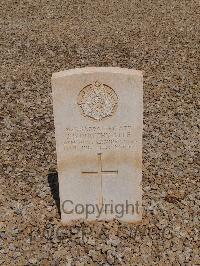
xmin=47 ymin=170 xmax=61 ymax=217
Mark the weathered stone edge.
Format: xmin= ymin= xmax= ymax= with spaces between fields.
xmin=52 ymin=67 xmax=143 ymax=79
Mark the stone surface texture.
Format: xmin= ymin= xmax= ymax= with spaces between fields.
xmin=52 ymin=67 xmax=143 ymax=223
xmin=1 ymin=0 xmax=199 ymax=265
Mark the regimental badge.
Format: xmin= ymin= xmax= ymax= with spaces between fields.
xmin=77 ymin=81 xmax=118 ymax=121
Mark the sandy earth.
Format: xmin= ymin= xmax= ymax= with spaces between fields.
xmin=0 ymin=0 xmax=199 ymax=265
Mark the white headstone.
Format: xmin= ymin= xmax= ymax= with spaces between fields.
xmin=52 ymin=67 xmax=143 ymax=224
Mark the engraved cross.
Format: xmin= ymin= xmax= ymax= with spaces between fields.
xmin=81 ymin=153 xmax=118 ymax=207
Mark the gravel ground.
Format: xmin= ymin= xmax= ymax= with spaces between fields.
xmin=0 ymin=0 xmax=199 ymax=265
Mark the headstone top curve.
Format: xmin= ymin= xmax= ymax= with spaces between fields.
xmin=51 ymin=67 xmax=143 ymax=79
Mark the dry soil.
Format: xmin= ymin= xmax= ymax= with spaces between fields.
xmin=0 ymin=0 xmax=199 ymax=265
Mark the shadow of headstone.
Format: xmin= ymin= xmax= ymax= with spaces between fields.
xmin=47 ymin=170 xmax=61 ymax=217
